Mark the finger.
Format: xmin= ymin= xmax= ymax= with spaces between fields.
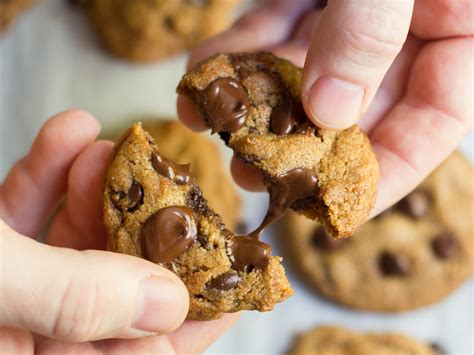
xmin=188 ymin=0 xmax=315 ymax=69
xmin=37 ymin=314 xmax=239 ymax=354
xmin=271 ymin=10 xmax=323 ymax=67
xmin=230 ymin=157 xmax=265 ymax=192
xmin=411 ymin=0 xmax=474 ymax=39
xmin=302 ymin=0 xmax=413 ymax=129
xmin=370 ymin=37 xmax=474 ymax=214
xmin=0 ymin=221 xmax=189 ymax=342
xmin=46 ymin=141 xmax=113 ymax=250
xmin=177 ymin=95 xmax=209 ymax=132
xmin=0 ymin=110 xmax=100 ymax=238
xmin=0 ymin=327 xmax=34 ymax=354
xmin=168 ymin=313 xmax=240 ymax=353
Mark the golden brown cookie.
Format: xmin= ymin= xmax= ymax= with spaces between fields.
xmin=83 ymin=0 xmax=239 ymax=62
xmin=142 ymin=120 xmax=240 ymax=229
xmin=0 ymin=0 xmax=35 ymax=34
xmin=285 ymin=152 xmax=474 ymax=312
xmin=104 ymin=123 xmax=292 ymax=320
xmin=178 ymin=52 xmax=379 ymax=238
xmin=289 ymin=326 xmax=440 ymax=355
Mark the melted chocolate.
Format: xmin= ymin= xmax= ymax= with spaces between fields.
xmin=142 ymin=206 xmax=197 ymax=264
xmin=270 ymin=92 xmax=303 ymax=135
xmin=151 ymin=152 xmax=191 ymax=185
xmin=229 ymin=168 xmax=318 ymax=272
xmin=229 ymin=235 xmax=272 ymax=272
xmin=203 ymin=77 xmax=249 ymax=134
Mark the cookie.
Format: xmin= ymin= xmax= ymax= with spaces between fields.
xmin=142 ymin=120 xmax=241 ymax=230
xmin=103 ymin=123 xmax=292 ymax=320
xmin=83 ymin=0 xmax=239 ymax=62
xmin=0 ymin=0 xmax=34 ymax=34
xmin=178 ymin=52 xmax=379 ymax=239
xmin=285 ymin=152 xmax=474 ymax=312
xmin=288 ymin=326 xmax=441 ymax=355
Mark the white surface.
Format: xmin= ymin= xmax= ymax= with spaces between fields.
xmin=1 ymin=1 xmax=473 ymax=354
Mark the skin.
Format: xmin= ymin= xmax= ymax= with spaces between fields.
xmin=0 ymin=110 xmax=238 ymax=354
xmin=177 ymin=0 xmax=474 ymax=215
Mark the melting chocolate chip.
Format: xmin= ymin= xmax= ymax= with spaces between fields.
xmin=431 ymin=233 xmax=459 ymax=260
xmin=396 ymin=191 xmax=430 ymax=219
xmin=270 ymin=92 xmax=303 ymax=135
xmin=230 ymin=235 xmax=272 ymax=272
xmin=207 ymin=271 xmax=241 ymax=291
xmin=127 ymin=181 xmax=143 ymax=212
xmin=142 ymin=206 xmax=197 ymax=264
xmin=203 ymin=77 xmax=249 ymax=134
xmin=151 ymin=152 xmax=191 ymax=185
xmin=311 ymin=227 xmax=343 ymax=251
xmin=430 ymin=343 xmax=446 ymax=355
xmin=197 ymin=234 xmax=207 ymax=246
xmin=379 ymin=251 xmax=410 ymax=276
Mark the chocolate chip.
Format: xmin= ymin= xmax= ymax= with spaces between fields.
xmin=397 ymin=191 xmax=430 ymax=219
xmin=141 ymin=206 xmax=197 ymax=264
xmin=164 ymin=16 xmax=175 ymax=31
xmin=270 ymin=92 xmax=303 ymax=135
xmin=203 ymin=78 xmax=249 ymax=134
xmin=379 ymin=251 xmax=410 ymax=276
xmin=197 ymin=234 xmax=207 ymax=246
xmin=311 ymin=227 xmax=343 ymax=251
xmin=430 ymin=343 xmax=446 ymax=355
xmin=127 ymin=181 xmax=143 ymax=212
xmin=431 ymin=233 xmax=459 ymax=260
xmin=207 ymin=271 xmax=240 ymax=291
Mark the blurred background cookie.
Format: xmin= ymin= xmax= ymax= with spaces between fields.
xmin=288 ymin=326 xmax=442 ymax=355
xmin=81 ymin=0 xmax=239 ymax=62
xmin=0 ymin=0 xmax=35 ymax=34
xmin=284 ymin=152 xmax=474 ymax=312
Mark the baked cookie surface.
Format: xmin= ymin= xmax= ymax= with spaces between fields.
xmin=85 ymin=0 xmax=238 ymax=61
xmin=142 ymin=120 xmax=240 ymax=229
xmin=285 ymin=152 xmax=474 ymax=312
xmin=178 ymin=52 xmax=379 ymax=238
xmin=0 ymin=0 xmax=34 ymax=34
xmin=289 ymin=326 xmax=439 ymax=355
xmin=104 ymin=123 xmax=292 ymax=320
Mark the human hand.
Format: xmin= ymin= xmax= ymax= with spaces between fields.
xmin=177 ymin=0 xmax=473 ymax=215
xmin=0 ymin=110 xmax=238 ymax=354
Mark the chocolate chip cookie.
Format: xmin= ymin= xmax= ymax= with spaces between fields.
xmin=0 ymin=0 xmax=34 ymax=34
xmin=142 ymin=120 xmax=241 ymax=230
xmin=83 ymin=0 xmax=239 ymax=62
xmin=178 ymin=52 xmax=379 ymax=239
xmin=289 ymin=326 xmax=441 ymax=355
xmin=285 ymin=152 xmax=474 ymax=312
xmin=104 ymin=123 xmax=292 ymax=320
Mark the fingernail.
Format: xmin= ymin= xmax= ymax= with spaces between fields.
xmin=133 ymin=276 xmax=187 ymax=333
xmin=307 ymin=76 xmax=365 ymax=129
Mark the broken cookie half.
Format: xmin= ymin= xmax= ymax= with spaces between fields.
xmin=178 ymin=52 xmax=379 ymax=238
xmin=103 ymin=123 xmax=292 ymax=320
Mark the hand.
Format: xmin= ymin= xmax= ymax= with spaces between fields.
xmin=177 ymin=0 xmax=473 ymax=214
xmin=0 ymin=110 xmax=238 ymax=354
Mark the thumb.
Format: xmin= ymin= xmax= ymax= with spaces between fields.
xmin=302 ymin=0 xmax=413 ymax=129
xmin=0 ymin=220 xmax=189 ymax=342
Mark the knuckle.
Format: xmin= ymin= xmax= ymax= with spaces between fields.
xmin=340 ymin=7 xmax=408 ymax=65
xmin=51 ymin=276 xmax=104 ymax=342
